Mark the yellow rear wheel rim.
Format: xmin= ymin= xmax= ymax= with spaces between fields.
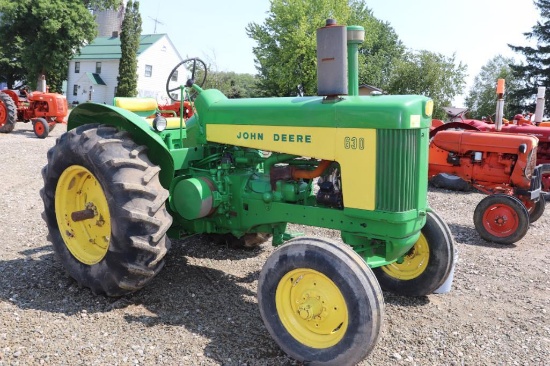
xmin=381 ymin=233 xmax=430 ymax=280
xmin=275 ymin=268 xmax=348 ymax=348
xmin=55 ymin=165 xmax=111 ymax=265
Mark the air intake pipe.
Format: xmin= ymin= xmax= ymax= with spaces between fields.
xmin=495 ymin=79 xmax=505 ymax=131
xmin=534 ymin=86 xmax=546 ymax=125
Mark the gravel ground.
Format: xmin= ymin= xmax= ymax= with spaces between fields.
xmin=0 ymin=122 xmax=549 ymax=366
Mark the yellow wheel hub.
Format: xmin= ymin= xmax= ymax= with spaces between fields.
xmin=55 ymin=165 xmax=111 ymax=265
xmin=275 ymin=268 xmax=348 ymax=348
xmin=381 ymin=233 xmax=430 ymax=280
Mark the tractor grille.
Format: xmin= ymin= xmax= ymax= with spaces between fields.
xmin=376 ymin=129 xmax=421 ymax=212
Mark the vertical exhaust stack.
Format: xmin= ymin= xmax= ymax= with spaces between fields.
xmin=316 ymin=19 xmax=347 ymax=98
xmin=495 ymin=79 xmax=505 ymax=131
xmin=37 ymin=75 xmax=47 ymax=92
xmin=534 ymin=86 xmax=546 ymax=125
xmin=347 ymin=25 xmax=365 ymax=96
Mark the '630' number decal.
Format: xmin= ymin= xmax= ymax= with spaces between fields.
xmin=344 ymin=136 xmax=365 ymax=150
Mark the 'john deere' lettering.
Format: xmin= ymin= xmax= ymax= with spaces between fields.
xmin=273 ymin=133 xmax=311 ymax=143
xmin=236 ymin=132 xmax=264 ymax=140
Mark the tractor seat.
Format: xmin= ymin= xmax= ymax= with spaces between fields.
xmin=113 ymin=97 xmax=185 ymax=129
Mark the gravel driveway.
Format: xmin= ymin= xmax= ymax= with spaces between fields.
xmin=0 ymin=122 xmax=548 ymax=365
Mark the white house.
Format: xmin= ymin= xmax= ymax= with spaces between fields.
xmin=66 ymin=33 xmax=182 ymax=105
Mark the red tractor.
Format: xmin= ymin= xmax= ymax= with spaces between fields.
xmin=0 ymin=84 xmax=68 ymax=138
xmin=429 ymin=80 xmax=549 ymax=244
xmin=157 ymin=99 xmax=194 ymax=119
xmin=431 ymin=82 xmax=550 ymax=193
xmin=155 ymin=58 xmax=208 ymax=120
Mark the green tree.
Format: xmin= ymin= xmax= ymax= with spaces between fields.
xmin=0 ymin=0 xmax=122 ymax=92
xmin=386 ymin=50 xmax=467 ymax=120
xmin=348 ymin=3 xmax=404 ymax=89
xmin=508 ymin=0 xmax=550 ymax=113
xmin=116 ymin=0 xmax=142 ymax=97
xmin=246 ymin=0 xmax=403 ymax=96
xmin=206 ymin=71 xmax=259 ymax=98
xmin=0 ymin=36 xmax=24 ymax=88
xmin=464 ymin=55 xmax=522 ymax=119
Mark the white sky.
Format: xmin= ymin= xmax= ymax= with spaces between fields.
xmin=139 ymin=0 xmax=540 ymax=105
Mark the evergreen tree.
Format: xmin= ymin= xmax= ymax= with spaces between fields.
xmin=116 ymin=0 xmax=142 ymax=97
xmin=508 ymin=0 xmax=550 ymax=113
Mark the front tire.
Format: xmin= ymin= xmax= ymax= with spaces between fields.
xmin=373 ymin=211 xmax=455 ymax=296
xmin=33 ymin=118 xmax=49 ymax=138
xmin=473 ymin=194 xmax=529 ymax=245
xmin=41 ymin=124 xmax=172 ymax=296
xmin=258 ymin=237 xmax=384 ymax=366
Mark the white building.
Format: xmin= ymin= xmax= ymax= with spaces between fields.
xmin=66 ymin=33 xmax=182 ymax=105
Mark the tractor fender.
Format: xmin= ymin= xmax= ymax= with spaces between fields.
xmin=429 ymin=121 xmax=481 ymax=139
xmin=68 ymin=102 xmax=174 ymax=189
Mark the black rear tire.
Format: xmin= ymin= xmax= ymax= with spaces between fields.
xmin=0 ymin=93 xmax=16 ymax=133
xmin=41 ymin=124 xmax=172 ymax=296
xmin=258 ymin=237 xmax=384 ymax=365
xmin=430 ymin=173 xmax=471 ymax=191
xmin=526 ymin=198 xmax=545 ymax=223
xmin=373 ymin=211 xmax=455 ymax=296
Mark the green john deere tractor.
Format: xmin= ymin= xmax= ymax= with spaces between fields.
xmin=41 ymin=20 xmax=454 ymax=365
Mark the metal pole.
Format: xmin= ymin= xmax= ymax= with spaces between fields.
xmin=495 ymin=79 xmax=505 ymax=131
xmin=347 ymin=26 xmax=365 ymax=96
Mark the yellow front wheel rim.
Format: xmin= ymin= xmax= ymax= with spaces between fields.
xmin=55 ymin=165 xmax=111 ymax=265
xmin=381 ymin=233 xmax=430 ymax=280
xmin=276 ymin=268 xmax=348 ymax=348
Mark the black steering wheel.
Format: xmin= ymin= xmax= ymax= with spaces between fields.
xmin=165 ymin=58 xmax=207 ymax=102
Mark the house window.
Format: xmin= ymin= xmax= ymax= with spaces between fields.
xmin=96 ymin=62 xmax=102 ymax=74
xmin=73 ymin=85 xmax=78 ymax=96
xmin=75 ymin=62 xmax=80 ymax=73
xmin=145 ymin=65 xmax=152 ymax=77
xmin=170 ymin=70 xmax=178 ymax=82
xmin=114 ymin=87 xmax=117 ymax=96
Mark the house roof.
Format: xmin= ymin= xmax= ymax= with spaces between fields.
xmin=86 ymin=72 xmax=106 ymax=85
xmin=73 ymin=34 xmax=166 ymax=60
xmin=359 ymin=84 xmax=383 ymax=93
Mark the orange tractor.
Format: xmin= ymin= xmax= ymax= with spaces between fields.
xmin=429 ymin=79 xmax=549 ymax=244
xmin=0 ymin=83 xmax=68 ymax=138
xmin=431 ymin=84 xmax=550 ymax=194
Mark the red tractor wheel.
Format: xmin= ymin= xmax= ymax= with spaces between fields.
xmin=33 ymin=118 xmax=49 ymax=138
xmin=0 ymin=93 xmax=17 ymax=133
xmin=473 ymin=194 xmax=529 ymax=245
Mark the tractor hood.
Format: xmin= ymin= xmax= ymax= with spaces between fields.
xmin=194 ymin=89 xmax=432 ymax=130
